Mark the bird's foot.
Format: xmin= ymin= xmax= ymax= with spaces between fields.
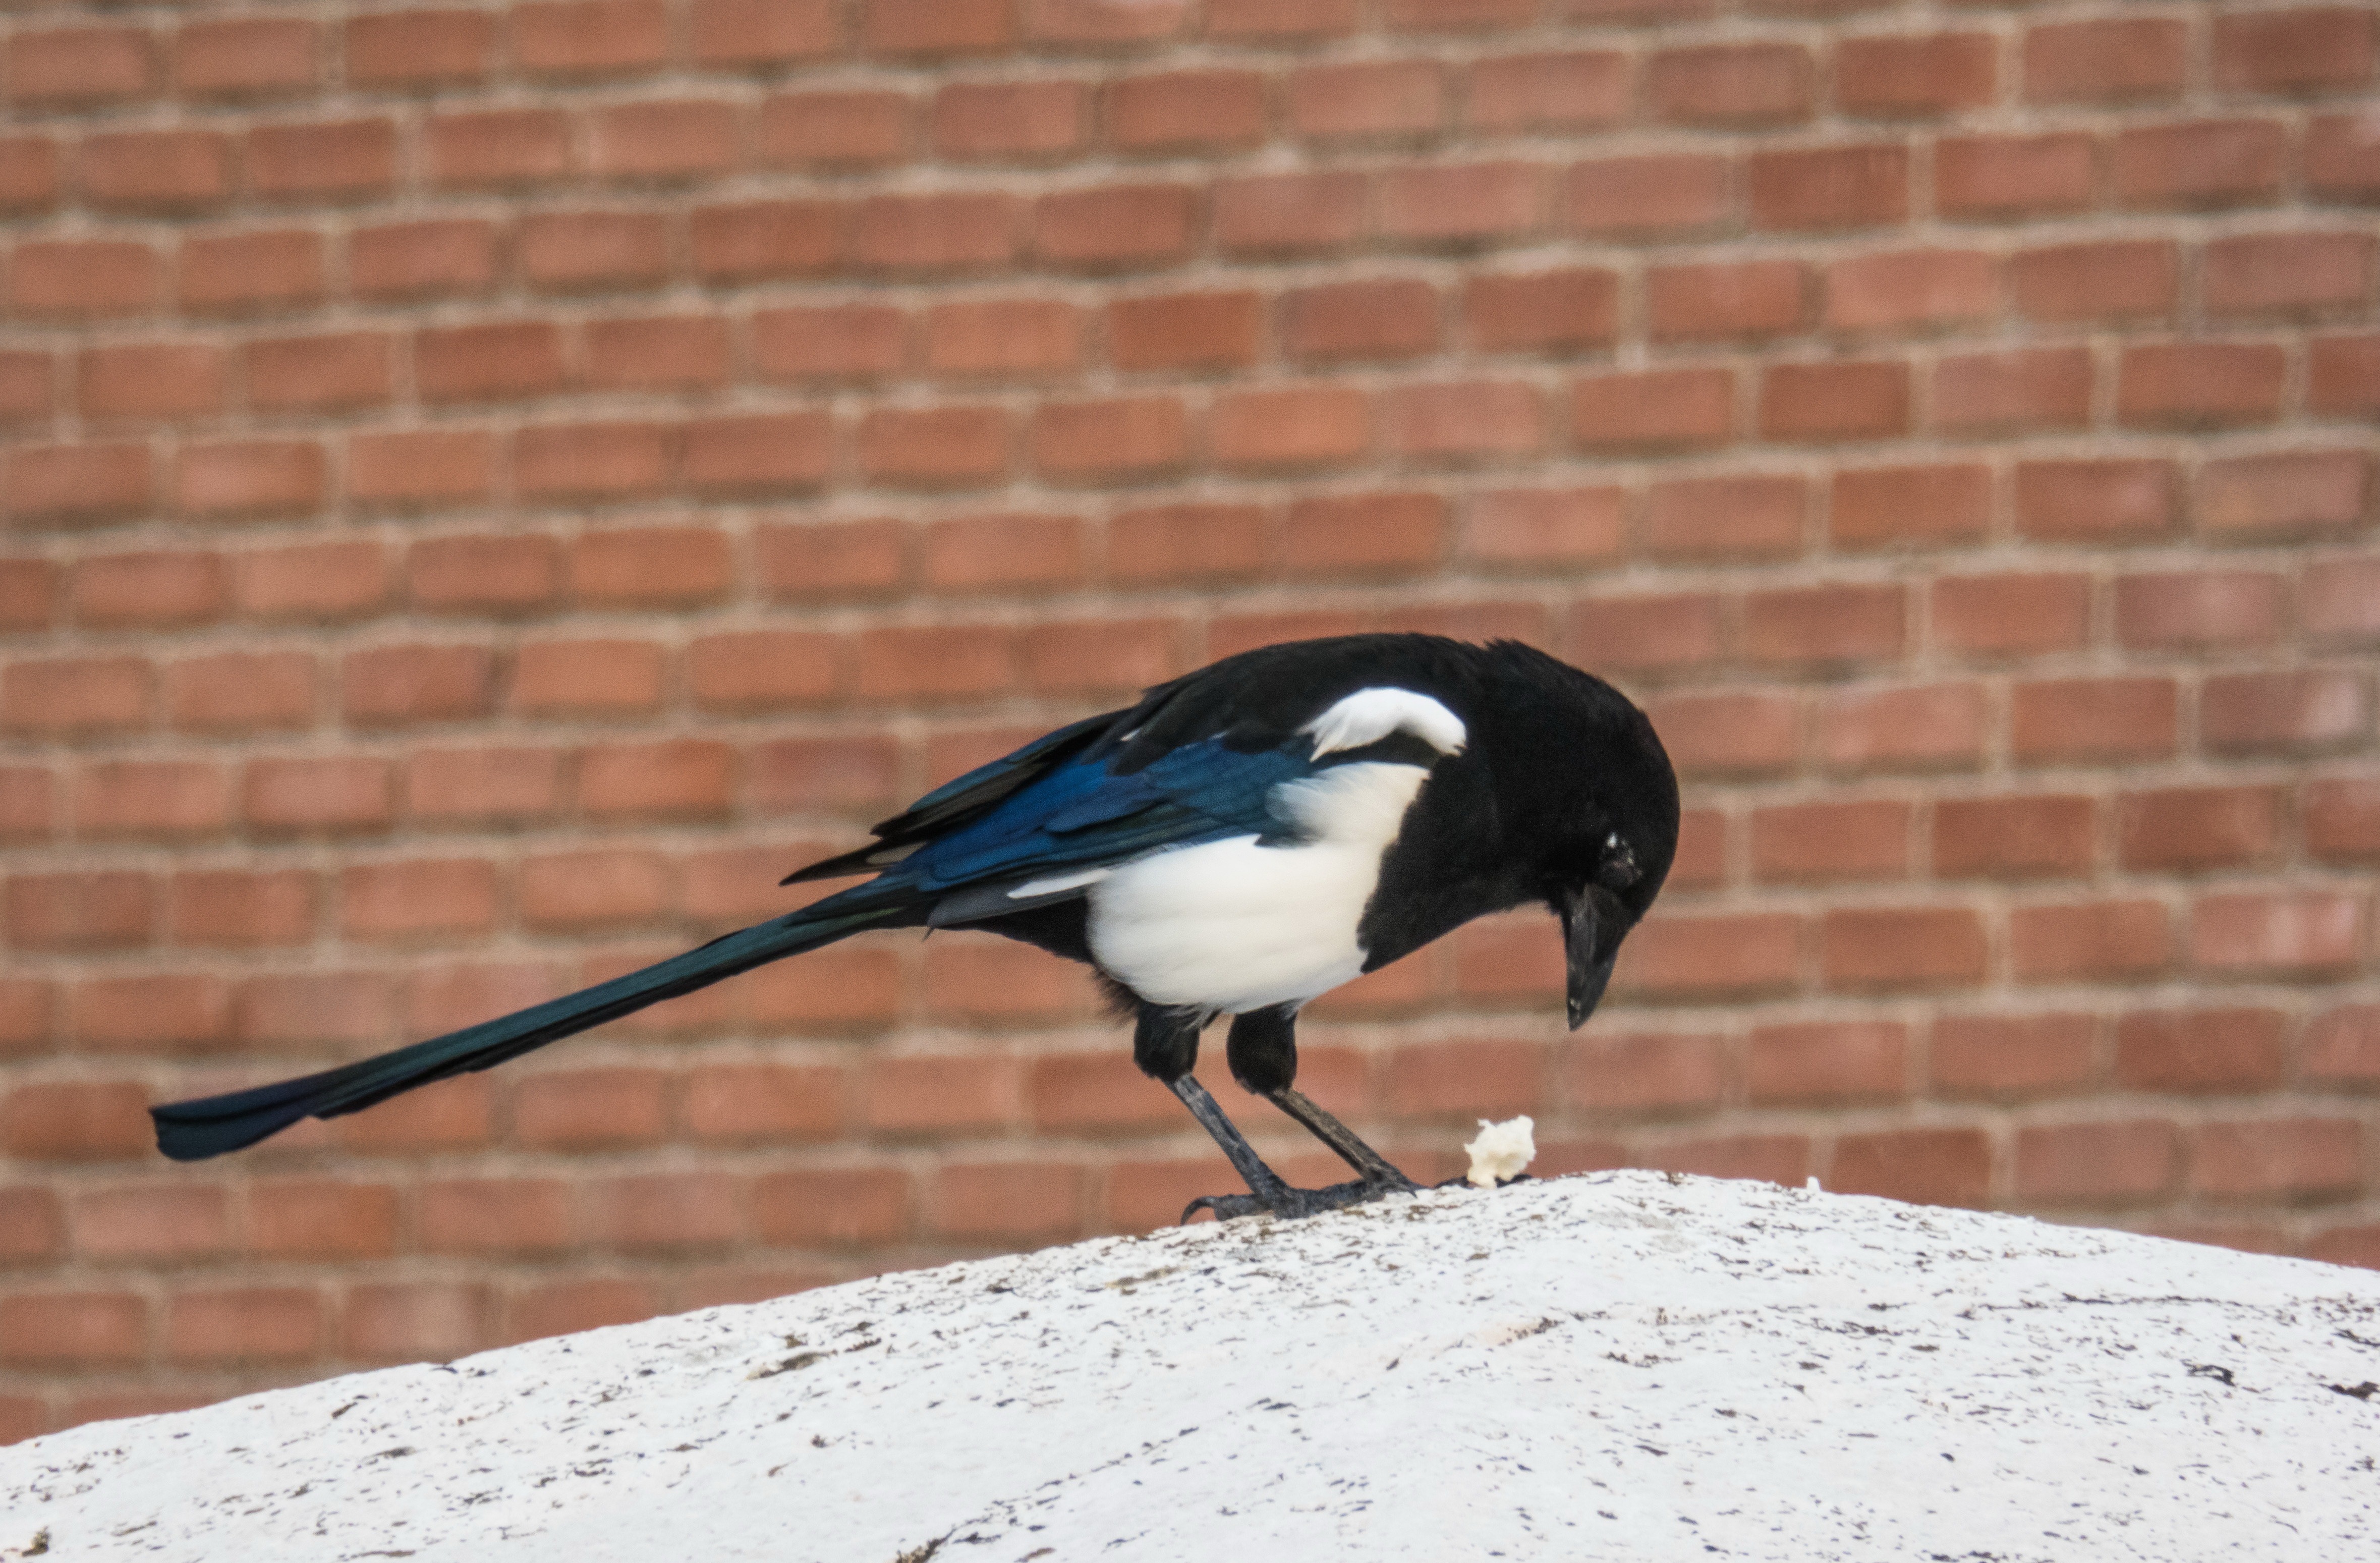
xmin=1181 ymin=1168 xmax=1419 ymax=1224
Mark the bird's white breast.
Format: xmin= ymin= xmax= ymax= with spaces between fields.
xmin=1085 ymin=761 xmax=1431 ymax=1015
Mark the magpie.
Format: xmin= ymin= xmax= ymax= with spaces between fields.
xmin=151 ymin=634 xmax=1679 ymax=1221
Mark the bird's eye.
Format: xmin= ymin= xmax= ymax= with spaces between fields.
xmin=1597 ymin=836 xmax=1639 ymax=890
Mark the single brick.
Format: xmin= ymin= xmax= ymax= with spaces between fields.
xmin=758 ymin=89 xmax=911 ymax=168
xmin=1210 ymin=384 xmax=1370 ymax=471
xmin=2192 ymin=1118 xmax=2361 ymax=1204
xmin=690 ymin=0 xmax=836 ymax=66
xmin=2201 ymin=671 xmax=2369 ymax=755
xmin=1742 ymin=582 xmax=1905 ymax=665
xmin=1748 ymin=1021 xmax=1907 ymax=1104
xmin=933 ymin=81 xmax=1086 ymax=161
xmin=756 ymin=519 xmax=910 ymax=601
xmin=2116 ymin=1007 xmax=2287 ymax=1094
xmin=516 ymin=211 xmax=670 ymax=292
xmin=1837 ymin=32 xmax=1996 ymax=118
xmin=8 ymin=26 xmax=154 ymax=106
xmin=347 ymin=9 xmax=494 ymax=87
xmin=1645 ymin=473 xmax=1805 ymax=561
xmin=1934 ymin=347 xmax=2091 ymax=434
xmin=1214 ymin=171 xmax=1366 ymax=255
xmin=72 ymin=760 xmax=231 ymax=840
xmin=1748 ymin=144 xmax=1909 ymax=231
xmin=408 ymin=533 xmax=559 ymax=613
xmin=1646 ymin=260 xmax=1805 ymax=341
xmin=77 ymin=130 xmax=233 ymax=212
xmin=2204 ymin=232 xmax=2376 ymax=317
xmin=864 ymin=0 xmax=1011 ymax=54
xmin=1572 ymin=367 xmax=1733 ymax=452
xmin=1286 ymin=60 xmax=1445 ymax=141
xmin=752 ymin=303 xmax=908 ymax=381
xmin=856 ymin=406 xmax=1010 ymax=489
xmin=515 ymin=423 xmax=674 ymax=504
xmin=1829 ymin=1129 xmax=1991 ymax=1208
xmin=176 ymin=17 xmax=317 ymax=98
xmin=684 ymin=412 xmax=832 ymax=495
xmin=2214 ymin=7 xmax=2377 ymax=93
xmin=2010 ymin=240 xmax=2178 ymax=323
xmin=1647 ymin=694 xmax=1800 ymax=778
xmin=1822 ymin=907 xmax=1988 ymax=990
xmin=8 ymin=240 xmax=158 ymax=320
xmin=244 ymin=757 xmax=394 ymax=833
xmin=2114 ymin=571 xmax=2283 ymax=650
xmin=2114 ymin=119 xmax=2286 ymax=208
xmin=349 ymin=219 xmax=498 ymax=299
xmin=1933 ymin=1012 xmax=2095 ymax=1100
xmin=2119 ymin=787 xmax=2282 ymax=873
xmin=1378 ymin=161 xmax=1544 ymax=246
xmin=2011 ymin=678 xmax=2179 ymax=762
xmin=1759 ymin=361 xmax=1910 ymax=441
xmin=1108 ymin=291 xmax=1262 ymax=372
xmin=510 ymin=0 xmax=670 ymax=76
xmin=2118 ymin=343 xmax=2286 ymax=427
xmin=924 ymin=298 xmax=1082 ymax=380
xmin=1035 ymin=184 xmax=1198 ymax=270
xmin=1649 ymin=43 xmax=1814 ymax=125
xmin=1281 ymin=278 xmax=1439 ymax=362
xmin=1932 ymin=573 xmax=2090 ymax=657
xmin=1388 ymin=380 xmax=1543 ymax=463
xmin=72 ymin=550 xmax=225 ymax=629
xmin=568 ymin=526 xmax=730 ymax=606
xmin=2009 ymin=900 xmax=2171 ymax=983
xmin=1751 ymin=800 xmax=1910 ymax=882
xmin=2024 ymin=18 xmax=2188 ymax=103
xmin=1032 ymin=398 xmax=1189 ymax=483
xmin=1935 ymin=794 xmax=2095 ymax=880
xmin=1468 ymin=51 xmax=1631 ymax=131
xmin=2303 ymin=555 xmax=2380 ymax=645
xmin=1567 ymin=592 xmax=1723 ymax=674
xmin=1935 ymin=134 xmax=2094 ymax=219
xmin=591 ymin=100 xmax=741 ymax=182
xmin=1107 ymin=504 xmax=1270 ymax=585
xmin=2015 ymin=460 xmax=2177 ymax=542
xmin=1566 ymin=154 xmax=1730 ymax=236
xmin=247 ymin=118 xmax=398 ymax=201
xmin=1818 ymin=682 xmax=1988 ymax=773
xmin=166 ymin=651 xmax=315 ymax=733
xmin=1466 ymin=268 xmax=1618 ymax=354
xmin=427 ymin=109 xmax=573 ymax=189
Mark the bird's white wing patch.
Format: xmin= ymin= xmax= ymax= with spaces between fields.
xmin=1007 ymin=868 xmax=1111 ymax=899
xmin=1302 ymin=687 xmax=1467 ymax=759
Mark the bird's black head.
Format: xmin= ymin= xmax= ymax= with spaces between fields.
xmin=1472 ymin=642 xmax=1679 ymax=1030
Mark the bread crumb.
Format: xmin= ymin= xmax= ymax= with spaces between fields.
xmin=1463 ymin=1116 xmax=1536 ymax=1188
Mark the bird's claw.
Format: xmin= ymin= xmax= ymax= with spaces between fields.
xmin=1180 ymin=1173 xmax=1418 ymax=1224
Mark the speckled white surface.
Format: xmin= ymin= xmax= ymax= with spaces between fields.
xmin=7 ymin=1171 xmax=2379 ymax=1561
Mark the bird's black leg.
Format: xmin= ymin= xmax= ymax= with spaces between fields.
xmin=1132 ymin=1006 xmax=1316 ymax=1218
xmin=1229 ymin=1004 xmax=1420 ymax=1193
xmin=1165 ymin=1074 xmax=1300 ymax=1214
xmin=1131 ymin=1001 xmax=1204 ymax=1084
xmin=1158 ymin=1005 xmax=1419 ymax=1224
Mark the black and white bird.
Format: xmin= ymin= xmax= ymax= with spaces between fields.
xmin=152 ymin=634 xmax=1679 ymax=1221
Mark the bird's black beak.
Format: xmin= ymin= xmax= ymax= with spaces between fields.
xmin=1562 ymin=884 xmax=1629 ymax=1030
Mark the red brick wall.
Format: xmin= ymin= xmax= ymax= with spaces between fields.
xmin=2 ymin=0 xmax=2375 ymax=1441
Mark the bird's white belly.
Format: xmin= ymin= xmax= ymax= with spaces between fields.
xmin=1085 ymin=761 xmax=1429 ymax=1015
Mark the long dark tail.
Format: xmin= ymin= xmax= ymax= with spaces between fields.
xmin=150 ymin=891 xmax=913 ymax=1161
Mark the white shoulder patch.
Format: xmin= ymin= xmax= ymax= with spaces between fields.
xmin=1301 ymin=687 xmax=1467 ymax=759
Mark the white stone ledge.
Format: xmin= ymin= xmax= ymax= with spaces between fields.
xmin=6 ymin=1171 xmax=2379 ymax=1561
